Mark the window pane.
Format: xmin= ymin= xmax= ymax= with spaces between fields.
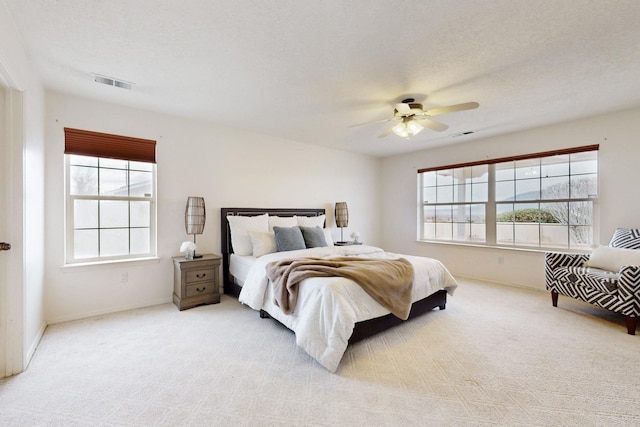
xmin=130 ymin=171 xmax=153 ymax=197
xmin=471 ymin=182 xmax=488 ymax=202
xmin=435 ymin=205 xmax=452 ymax=223
xmin=423 ymin=187 xmax=437 ymax=204
xmin=453 ymin=183 xmax=471 ymax=202
xmin=435 ymin=223 xmax=452 ymax=240
xmin=100 ymin=229 xmax=129 ymax=256
xmin=495 ymin=162 xmax=514 ymax=181
xmin=496 ymin=203 xmax=514 ymax=223
xmin=437 ymin=185 xmax=453 ymax=203
xmin=436 ymin=169 xmax=454 ymax=185
xmin=570 ymin=226 xmax=592 ymax=249
xmin=70 ymin=166 xmax=98 ymax=195
xmin=74 ymin=229 xmax=98 ymax=259
xmin=569 ymin=201 xmax=593 ymax=225
xmin=541 ymin=224 xmax=568 ymax=248
xmin=541 ymin=176 xmax=569 ymax=199
xmin=496 ymin=223 xmax=514 ymax=245
xmin=69 ymin=155 xmax=98 ymax=167
xmin=131 ymin=228 xmax=150 ymax=254
xmin=571 ymin=151 xmax=598 ymax=174
xmin=74 ymin=200 xmax=98 ymax=228
xmin=515 ymin=158 xmax=540 ymax=180
xmin=514 ymin=223 xmax=540 ymax=246
xmin=99 ymin=158 xmax=128 ymax=169
xmin=100 ymin=168 xmax=128 ymax=196
xmin=423 ymin=171 xmax=437 ymax=187
xmin=471 ymin=165 xmax=488 ymax=183
xmin=541 ymin=155 xmax=569 ymax=177
xmin=100 ymin=200 xmax=129 ymax=228
xmin=496 ymin=181 xmax=514 ymax=202
xmin=130 ymin=161 xmax=153 ymax=172
xmin=130 ymin=201 xmax=150 ymax=227
xmin=570 ymin=174 xmax=597 ymax=198
xmin=515 ymin=178 xmax=540 ymax=201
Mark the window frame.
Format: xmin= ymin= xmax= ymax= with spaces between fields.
xmin=417 ymin=145 xmax=599 ymax=250
xmin=63 ymin=128 xmax=157 ymax=265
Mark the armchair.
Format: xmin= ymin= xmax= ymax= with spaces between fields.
xmin=545 ymin=228 xmax=640 ymax=335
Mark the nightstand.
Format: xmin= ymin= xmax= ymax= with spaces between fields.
xmin=172 ymin=253 xmax=221 ymax=310
xmin=335 ymin=241 xmax=363 ymax=246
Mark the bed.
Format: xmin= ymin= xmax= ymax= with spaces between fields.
xmin=220 ymin=207 xmax=458 ymax=372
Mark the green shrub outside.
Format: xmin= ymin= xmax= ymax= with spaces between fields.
xmin=496 ymin=208 xmax=559 ymax=223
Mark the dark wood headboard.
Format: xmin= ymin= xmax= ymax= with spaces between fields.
xmin=220 ymin=207 xmax=326 ymax=297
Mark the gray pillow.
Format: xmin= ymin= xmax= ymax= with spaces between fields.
xmin=300 ymin=226 xmax=328 ymax=248
xmin=273 ymin=226 xmax=306 ymax=252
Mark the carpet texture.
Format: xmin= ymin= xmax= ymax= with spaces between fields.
xmin=1 ymin=278 xmax=639 ymax=426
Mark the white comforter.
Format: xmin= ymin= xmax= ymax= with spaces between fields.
xmin=238 ymin=245 xmax=458 ymax=372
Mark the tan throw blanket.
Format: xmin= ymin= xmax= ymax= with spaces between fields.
xmin=266 ymin=257 xmax=415 ymax=320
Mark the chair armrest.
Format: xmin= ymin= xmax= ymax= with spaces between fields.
xmin=545 ymin=252 xmax=589 ymax=271
xmin=618 ymin=265 xmax=640 ymax=302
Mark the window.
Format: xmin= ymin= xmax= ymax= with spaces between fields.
xmin=419 ymin=145 xmax=598 ymax=250
xmin=64 ymin=128 xmax=157 ymax=264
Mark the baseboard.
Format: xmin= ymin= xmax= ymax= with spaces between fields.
xmin=25 ymin=321 xmax=47 ymax=370
xmin=46 ymin=297 xmax=172 ymax=325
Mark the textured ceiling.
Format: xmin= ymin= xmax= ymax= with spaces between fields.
xmin=5 ymin=0 xmax=640 ymax=157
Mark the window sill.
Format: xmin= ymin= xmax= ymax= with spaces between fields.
xmin=61 ymin=256 xmax=161 ymax=272
xmin=416 ymin=239 xmax=592 ymax=254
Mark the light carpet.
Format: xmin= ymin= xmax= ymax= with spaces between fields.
xmin=1 ymin=278 xmax=639 ymax=426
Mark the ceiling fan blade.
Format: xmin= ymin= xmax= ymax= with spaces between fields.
xmin=378 ymin=125 xmax=395 ymax=138
xmin=350 ymin=117 xmax=393 ymax=128
xmin=424 ymin=102 xmax=479 ymax=117
xmin=414 ymin=117 xmax=449 ymax=132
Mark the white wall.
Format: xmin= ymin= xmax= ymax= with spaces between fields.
xmin=45 ymin=91 xmax=381 ymax=323
xmin=381 ymin=107 xmax=640 ymax=290
xmin=0 ymin=1 xmax=46 ymax=373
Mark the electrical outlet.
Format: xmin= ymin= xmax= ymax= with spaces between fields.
xmin=120 ymin=272 xmax=128 ymax=283
xmin=497 ymin=256 xmax=504 ymax=265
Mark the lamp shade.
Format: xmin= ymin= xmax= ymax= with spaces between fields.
xmin=185 ymin=197 xmax=206 ymax=235
xmin=334 ymin=202 xmax=349 ymax=228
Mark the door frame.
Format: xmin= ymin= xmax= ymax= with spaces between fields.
xmin=0 ymin=67 xmax=25 ymax=378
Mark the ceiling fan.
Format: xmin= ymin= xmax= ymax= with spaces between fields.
xmin=352 ymin=98 xmax=479 ymax=139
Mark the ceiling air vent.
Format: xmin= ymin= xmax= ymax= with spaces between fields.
xmin=92 ymin=73 xmax=135 ymax=90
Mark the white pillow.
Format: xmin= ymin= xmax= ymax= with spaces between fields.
xmin=323 ymin=228 xmax=334 ymax=246
xmin=296 ymin=214 xmax=325 ymax=228
xmin=248 ymin=231 xmax=277 ymax=257
xmin=268 ymin=215 xmax=297 ymax=231
xmin=584 ymin=245 xmax=640 ymax=272
xmin=227 ymin=213 xmax=268 ymax=256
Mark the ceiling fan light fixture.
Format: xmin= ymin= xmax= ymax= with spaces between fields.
xmin=406 ymin=119 xmax=424 ymax=135
xmin=392 ymin=122 xmax=409 ymax=138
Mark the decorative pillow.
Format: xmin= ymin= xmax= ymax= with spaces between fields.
xmin=227 ymin=213 xmax=269 ymax=256
xmin=248 ymin=231 xmax=277 ymax=257
xmin=609 ymin=228 xmax=640 ymax=249
xmin=323 ymin=228 xmax=334 ymax=246
xmin=584 ymin=245 xmax=640 ymax=272
xmin=273 ymin=226 xmax=306 ymax=252
xmin=296 ymin=214 xmax=326 ymax=228
xmin=300 ymin=226 xmax=328 ymax=248
xmin=268 ymin=215 xmax=298 ymax=231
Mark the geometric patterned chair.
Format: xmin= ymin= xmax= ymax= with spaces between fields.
xmin=545 ymin=228 xmax=640 ymax=335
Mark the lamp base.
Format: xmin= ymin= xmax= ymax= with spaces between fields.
xmin=193 ymin=254 xmax=203 ymax=259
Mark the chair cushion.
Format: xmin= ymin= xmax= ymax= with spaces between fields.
xmin=584 ymin=245 xmax=640 ymax=271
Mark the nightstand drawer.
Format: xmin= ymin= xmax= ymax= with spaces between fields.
xmin=185 ymin=282 xmax=215 ymax=298
xmin=185 ymin=268 xmax=215 ymax=283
